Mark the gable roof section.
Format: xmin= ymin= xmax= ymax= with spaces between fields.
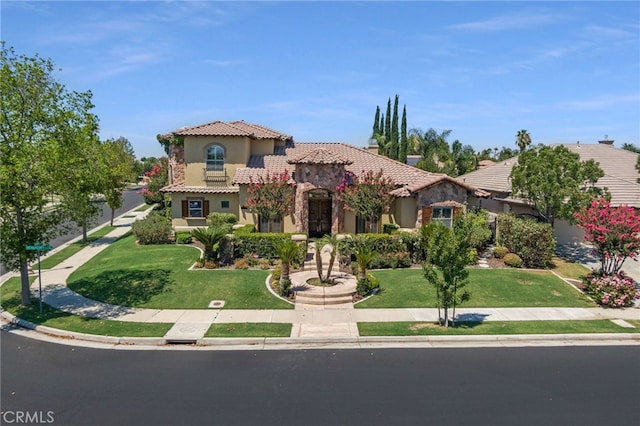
xmin=171 ymin=120 xmax=291 ymax=140
xmin=287 ymin=148 xmax=353 ymax=165
xmin=456 ymin=143 xmax=640 ymax=207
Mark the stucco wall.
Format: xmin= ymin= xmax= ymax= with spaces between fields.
xmin=183 ymin=136 xmax=250 ymax=186
xmin=170 ymin=192 xmax=240 ymax=228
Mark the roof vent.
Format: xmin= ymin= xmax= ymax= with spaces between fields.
xmin=598 ymin=135 xmax=614 ymax=145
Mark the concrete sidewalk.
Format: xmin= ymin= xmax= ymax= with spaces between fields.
xmin=1 ymin=205 xmax=639 ymax=346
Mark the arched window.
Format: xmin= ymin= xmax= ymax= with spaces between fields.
xmin=206 ymin=145 xmax=224 ymax=171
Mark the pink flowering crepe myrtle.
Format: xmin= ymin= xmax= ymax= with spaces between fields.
xmin=246 ymin=170 xmax=296 ymax=221
xmin=574 ymin=197 xmax=640 ymax=276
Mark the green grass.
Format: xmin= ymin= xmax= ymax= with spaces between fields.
xmin=205 ymin=323 xmax=292 ymax=337
xmin=134 ymin=204 xmax=154 ymax=212
xmin=550 ymin=257 xmax=591 ymax=280
xmin=358 ymin=320 xmax=640 ymax=336
xmin=0 ymin=278 xmax=172 ymax=337
xmin=39 ymin=226 xmax=117 ymax=270
xmin=67 ymin=233 xmax=292 ymax=310
xmin=358 ymin=268 xmax=594 ymax=309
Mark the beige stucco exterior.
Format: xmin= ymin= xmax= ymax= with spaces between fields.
xmin=164 ymin=124 xmax=479 ymax=234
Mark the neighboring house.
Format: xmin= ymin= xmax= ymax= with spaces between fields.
xmin=456 ymin=141 xmax=640 ymax=244
xmin=160 ymin=120 xmax=487 ymax=236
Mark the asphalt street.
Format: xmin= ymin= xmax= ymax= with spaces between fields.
xmin=0 ymin=188 xmax=145 ymax=276
xmin=1 ymin=332 xmax=638 ymax=426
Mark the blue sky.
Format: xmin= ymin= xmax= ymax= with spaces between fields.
xmin=2 ymin=1 xmax=639 ymax=158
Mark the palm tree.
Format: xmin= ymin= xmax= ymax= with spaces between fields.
xmin=314 ymin=235 xmax=340 ymax=282
xmin=516 ymin=130 xmax=531 ymax=152
xmin=354 ymin=245 xmax=376 ymax=281
xmin=273 ymin=239 xmax=299 ymax=293
xmin=191 ymin=227 xmax=227 ymax=260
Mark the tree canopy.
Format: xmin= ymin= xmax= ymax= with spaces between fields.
xmin=510 ymin=145 xmax=606 ymax=228
xmin=0 ymin=44 xmax=98 ymax=305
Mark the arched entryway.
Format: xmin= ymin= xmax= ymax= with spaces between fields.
xmin=308 ymin=189 xmax=332 ymax=238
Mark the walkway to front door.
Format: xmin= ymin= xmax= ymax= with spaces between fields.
xmin=288 ymin=241 xmax=359 ymax=338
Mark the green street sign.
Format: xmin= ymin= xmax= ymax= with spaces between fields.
xmin=25 ymin=244 xmax=53 ymax=251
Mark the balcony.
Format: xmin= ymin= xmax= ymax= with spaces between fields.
xmin=203 ymin=168 xmax=228 ymax=184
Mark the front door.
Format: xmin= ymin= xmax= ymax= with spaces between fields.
xmin=308 ymin=190 xmax=332 ymax=238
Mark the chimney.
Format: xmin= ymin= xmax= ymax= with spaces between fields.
xmin=598 ymin=134 xmax=614 ymax=145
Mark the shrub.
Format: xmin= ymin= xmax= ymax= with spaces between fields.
xmin=398 ymin=231 xmax=425 ymax=263
xmin=580 ymin=272 xmax=639 ymax=308
xmin=204 ymin=259 xmax=217 ymax=269
xmin=467 ymin=248 xmax=478 ymax=265
xmin=233 ymin=224 xmax=255 ymax=234
xmin=278 ymin=279 xmax=291 ymax=297
xmin=382 ymin=223 xmax=399 ymax=234
xmin=234 ymin=233 xmax=306 ymax=264
xmin=503 ymin=253 xmax=523 ymax=268
xmin=131 ymin=212 xmax=172 ymax=245
xmin=497 ymin=214 xmax=555 ymax=268
xmin=206 ymin=213 xmax=237 ymax=230
xmin=271 ymin=265 xmax=282 ymax=285
xmin=493 ymin=246 xmax=509 ymax=259
xmin=234 ymin=258 xmax=249 ymax=269
xmin=460 ymin=210 xmax=493 ymax=250
xmin=356 ymin=273 xmax=380 ymax=296
xmin=368 ymin=252 xmax=411 ymax=269
xmin=175 ymin=231 xmax=193 ymax=244
xmin=338 ymin=234 xmax=409 ymax=267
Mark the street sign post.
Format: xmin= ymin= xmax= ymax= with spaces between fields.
xmin=25 ymin=244 xmax=53 ymax=313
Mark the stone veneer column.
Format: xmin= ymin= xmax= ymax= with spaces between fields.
xmin=293 ymin=163 xmax=347 ymax=234
xmin=168 ymin=144 xmax=185 ymax=185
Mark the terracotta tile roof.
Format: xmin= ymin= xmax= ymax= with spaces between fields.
xmin=287 ymin=148 xmax=353 ymax=165
xmin=456 ymin=143 xmax=640 ymax=207
xmin=170 ymin=120 xmax=291 ymax=140
xmin=232 ymin=142 xmax=449 ymax=193
xmin=160 ymin=183 xmax=239 ymax=194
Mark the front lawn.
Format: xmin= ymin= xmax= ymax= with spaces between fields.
xmin=358 ymin=268 xmax=594 ymax=308
xmin=67 ymin=233 xmax=292 ymax=310
xmin=0 ymin=278 xmax=172 ymax=337
xmin=358 ymin=320 xmax=639 ymax=336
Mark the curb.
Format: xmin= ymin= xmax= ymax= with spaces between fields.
xmin=3 ymin=309 xmax=640 ymax=350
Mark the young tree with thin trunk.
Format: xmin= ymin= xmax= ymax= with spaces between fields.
xmin=421 ymin=220 xmax=472 ymax=327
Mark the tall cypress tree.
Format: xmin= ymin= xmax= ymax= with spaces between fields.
xmin=384 ymin=98 xmax=391 ymax=145
xmin=390 ymin=94 xmax=399 ymax=160
xmin=399 ymin=104 xmax=408 ymax=163
xmin=372 ymin=106 xmax=380 ymax=137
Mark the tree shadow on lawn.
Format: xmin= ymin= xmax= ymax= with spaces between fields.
xmin=70 ymin=269 xmax=173 ymax=306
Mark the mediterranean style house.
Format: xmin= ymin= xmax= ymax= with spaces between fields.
xmin=457 ymin=140 xmax=640 ymax=244
xmin=160 ymin=120 xmax=488 ymax=236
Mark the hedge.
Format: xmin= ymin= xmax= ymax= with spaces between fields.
xmin=496 ymin=214 xmax=555 ymax=268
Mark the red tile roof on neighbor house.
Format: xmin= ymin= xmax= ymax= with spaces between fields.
xmin=232 ymin=141 xmax=486 ymax=197
xmin=170 ymin=120 xmax=292 ymax=140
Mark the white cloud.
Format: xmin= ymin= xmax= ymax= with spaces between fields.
xmin=448 ymin=11 xmax=564 ymax=32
